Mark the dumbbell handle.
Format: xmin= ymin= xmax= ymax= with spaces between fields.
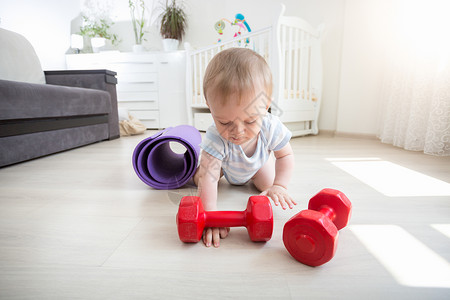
xmin=203 ymin=210 xmax=246 ymax=228
xmin=318 ymin=206 xmax=336 ymax=223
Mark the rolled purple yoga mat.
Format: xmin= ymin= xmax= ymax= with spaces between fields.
xmin=132 ymin=125 xmax=201 ymax=189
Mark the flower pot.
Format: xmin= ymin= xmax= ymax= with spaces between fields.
xmin=91 ymin=37 xmax=106 ymax=53
xmin=132 ymin=44 xmax=145 ymax=53
xmin=162 ymin=39 xmax=179 ymax=51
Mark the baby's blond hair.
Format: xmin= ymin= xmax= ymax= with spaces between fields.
xmin=203 ymin=48 xmax=272 ymax=105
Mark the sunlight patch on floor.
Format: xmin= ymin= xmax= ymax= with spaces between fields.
xmin=431 ymin=224 xmax=450 ymax=239
xmin=327 ymin=158 xmax=450 ymax=197
xmin=351 ymin=225 xmax=450 ymax=288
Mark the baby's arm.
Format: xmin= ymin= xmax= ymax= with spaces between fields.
xmin=196 ymin=151 xmax=220 ymax=210
xmin=196 ymin=151 xmax=229 ymax=247
xmin=261 ymin=142 xmax=296 ymax=209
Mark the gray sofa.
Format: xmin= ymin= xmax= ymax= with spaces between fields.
xmin=0 ymin=28 xmax=119 ymax=167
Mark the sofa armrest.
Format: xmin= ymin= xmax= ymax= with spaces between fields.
xmin=44 ymin=69 xmax=117 ymax=86
xmin=44 ymin=69 xmax=119 ymax=140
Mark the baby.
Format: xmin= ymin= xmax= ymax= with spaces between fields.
xmin=193 ymin=48 xmax=296 ymax=247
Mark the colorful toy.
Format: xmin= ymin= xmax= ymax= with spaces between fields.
xmin=283 ymin=189 xmax=352 ymax=267
xmin=233 ymin=13 xmax=251 ymax=37
xmin=177 ymin=195 xmax=273 ymax=243
xmin=214 ymin=20 xmax=226 ymax=42
xmin=215 ymin=13 xmax=251 ymax=45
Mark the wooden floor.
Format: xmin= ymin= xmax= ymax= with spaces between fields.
xmin=1 ymin=131 xmax=449 ymax=299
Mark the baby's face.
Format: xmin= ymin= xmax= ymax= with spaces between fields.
xmin=207 ymin=89 xmax=270 ymax=146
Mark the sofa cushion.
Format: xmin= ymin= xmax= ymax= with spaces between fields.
xmin=0 ymin=28 xmax=46 ymax=84
xmin=0 ymin=79 xmax=111 ymax=120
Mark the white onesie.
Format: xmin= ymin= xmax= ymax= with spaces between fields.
xmin=200 ymin=113 xmax=292 ymax=185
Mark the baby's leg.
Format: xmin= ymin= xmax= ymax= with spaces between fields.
xmin=252 ymin=154 xmax=275 ymax=192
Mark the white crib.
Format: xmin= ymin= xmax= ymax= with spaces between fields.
xmin=185 ymin=4 xmax=323 ymax=136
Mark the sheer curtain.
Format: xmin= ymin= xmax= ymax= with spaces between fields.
xmin=377 ymin=0 xmax=450 ymax=156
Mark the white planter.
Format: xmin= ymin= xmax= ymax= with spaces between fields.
xmin=91 ymin=37 xmax=106 ymax=53
xmin=162 ymin=39 xmax=179 ymax=51
xmin=132 ymin=44 xmax=145 ymax=53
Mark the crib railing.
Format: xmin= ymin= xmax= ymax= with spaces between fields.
xmin=278 ymin=18 xmax=319 ymax=100
xmin=186 ymin=27 xmax=272 ymax=114
xmin=272 ymin=15 xmax=323 ymax=135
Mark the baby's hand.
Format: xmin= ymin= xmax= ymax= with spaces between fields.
xmin=260 ymin=185 xmax=297 ymax=209
xmin=203 ymin=227 xmax=230 ymax=247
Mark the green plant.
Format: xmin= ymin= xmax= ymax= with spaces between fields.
xmin=159 ymin=0 xmax=187 ymax=40
xmin=79 ymin=15 xmax=120 ymax=46
xmin=129 ymin=0 xmax=147 ymax=45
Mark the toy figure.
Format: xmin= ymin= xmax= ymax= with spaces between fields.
xmin=233 ymin=13 xmax=251 ymax=37
xmin=214 ymin=20 xmax=226 ymax=43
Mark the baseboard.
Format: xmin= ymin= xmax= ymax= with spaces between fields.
xmin=317 ymin=130 xmax=335 ymax=137
xmin=334 ymin=131 xmax=378 ymax=140
xmin=317 ymin=130 xmax=378 ymax=140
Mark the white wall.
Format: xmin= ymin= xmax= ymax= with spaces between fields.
xmin=336 ymin=0 xmax=396 ymax=136
xmin=0 ymin=0 xmax=80 ymax=70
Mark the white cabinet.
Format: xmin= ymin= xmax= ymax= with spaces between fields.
xmin=157 ymin=52 xmax=187 ymax=129
xmin=66 ymin=51 xmax=187 ymax=129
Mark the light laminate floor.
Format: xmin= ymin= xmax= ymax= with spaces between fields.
xmin=0 ymin=132 xmax=449 ymax=299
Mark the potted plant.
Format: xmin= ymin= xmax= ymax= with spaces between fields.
xmin=79 ymin=15 xmax=120 ymax=52
xmin=159 ymin=0 xmax=187 ymax=51
xmin=129 ymin=0 xmax=147 ymax=52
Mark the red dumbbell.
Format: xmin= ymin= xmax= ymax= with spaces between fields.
xmin=283 ymin=189 xmax=352 ymax=266
xmin=177 ymin=195 xmax=273 ymax=243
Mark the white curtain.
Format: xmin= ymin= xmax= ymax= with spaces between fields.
xmin=377 ymin=0 xmax=450 ymax=156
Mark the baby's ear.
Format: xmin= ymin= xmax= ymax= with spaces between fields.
xmin=266 ymin=97 xmax=274 ymax=110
